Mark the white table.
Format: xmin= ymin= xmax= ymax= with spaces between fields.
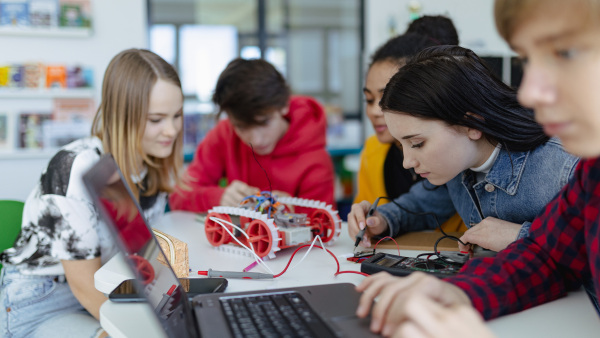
xmin=95 ymin=211 xmax=600 ymax=338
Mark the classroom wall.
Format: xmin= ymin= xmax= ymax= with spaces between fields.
xmin=365 ymin=0 xmax=512 ymax=56
xmin=0 ymin=0 xmax=148 ymax=201
xmin=1 ymin=0 xmax=513 ymax=201
xmin=362 ymin=0 xmax=514 ymax=137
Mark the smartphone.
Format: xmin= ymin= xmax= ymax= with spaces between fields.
xmin=109 ymin=278 xmax=228 ymax=302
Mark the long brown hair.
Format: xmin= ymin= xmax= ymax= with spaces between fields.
xmin=91 ymin=49 xmax=184 ymax=198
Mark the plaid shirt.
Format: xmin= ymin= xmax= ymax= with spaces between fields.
xmin=445 ymin=157 xmax=600 ymax=320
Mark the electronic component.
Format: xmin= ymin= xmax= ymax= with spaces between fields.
xmin=278 ymin=226 xmax=312 ymax=246
xmin=360 ymin=252 xmax=463 ymax=278
xmin=347 ymin=249 xmax=376 ymax=263
xmin=438 ymin=251 xmax=470 ymax=264
xmin=354 ymin=249 xmax=376 ymax=258
xmin=274 ymin=213 xmax=307 ymax=227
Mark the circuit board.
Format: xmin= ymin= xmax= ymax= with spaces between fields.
xmin=360 ymin=252 xmax=462 ymax=278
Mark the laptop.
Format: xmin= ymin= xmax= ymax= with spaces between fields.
xmin=83 ymin=154 xmax=376 ymax=338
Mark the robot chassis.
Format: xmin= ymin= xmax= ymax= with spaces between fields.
xmin=205 ymin=193 xmax=342 ymax=259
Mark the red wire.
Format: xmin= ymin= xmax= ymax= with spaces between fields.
xmin=273 ymin=244 xmax=369 ymax=278
xmin=373 ymin=236 xmax=401 ymax=255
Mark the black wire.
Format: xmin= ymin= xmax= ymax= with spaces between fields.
xmin=375 ymin=196 xmax=467 ymax=263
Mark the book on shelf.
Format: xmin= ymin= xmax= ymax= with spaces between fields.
xmin=0 ymin=62 xmax=91 ymax=90
xmin=29 ymin=0 xmax=59 ymax=28
xmin=46 ymin=65 xmax=67 ymax=88
xmin=18 ymin=112 xmax=51 ymax=149
xmin=59 ymin=0 xmax=91 ymax=28
xmin=0 ymin=0 xmax=29 ymax=27
xmin=24 ymin=62 xmax=45 ymax=88
xmin=66 ymin=65 xmax=92 ymax=88
xmin=0 ymin=65 xmax=10 ymax=87
xmin=0 ymin=112 xmax=15 ymax=151
xmin=52 ymin=97 xmax=95 ymax=122
xmin=8 ymin=64 xmax=24 ymax=87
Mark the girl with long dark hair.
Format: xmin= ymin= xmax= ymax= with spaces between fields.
xmin=349 ymin=45 xmax=578 ymax=252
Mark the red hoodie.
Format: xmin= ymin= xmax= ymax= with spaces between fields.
xmin=169 ymin=96 xmax=335 ymax=213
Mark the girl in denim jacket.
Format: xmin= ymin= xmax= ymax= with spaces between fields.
xmin=348 ymin=45 xmax=579 ymax=252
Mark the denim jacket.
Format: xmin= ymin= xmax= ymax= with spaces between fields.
xmin=378 ymin=138 xmax=579 ymax=240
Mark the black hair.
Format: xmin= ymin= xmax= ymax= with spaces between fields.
xmin=212 ymin=58 xmax=290 ymax=126
xmin=380 ymin=45 xmax=548 ymax=152
xmin=406 ymin=15 xmax=459 ymax=45
xmin=369 ymin=32 xmax=438 ymax=68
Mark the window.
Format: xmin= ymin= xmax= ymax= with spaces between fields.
xmin=148 ymin=0 xmax=362 ymax=116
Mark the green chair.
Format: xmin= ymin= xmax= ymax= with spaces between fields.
xmin=0 ymin=200 xmax=24 ymax=272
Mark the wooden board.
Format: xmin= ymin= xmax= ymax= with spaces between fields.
xmin=373 ymin=231 xmax=464 ymax=252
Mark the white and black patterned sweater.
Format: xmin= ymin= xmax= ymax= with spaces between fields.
xmin=2 ymin=137 xmax=167 ymax=275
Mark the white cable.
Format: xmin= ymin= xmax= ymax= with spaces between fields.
xmin=287 ymin=235 xmax=326 ymax=272
xmin=209 ymin=215 xmax=256 ymax=255
xmin=211 ymin=216 xmax=252 ymax=241
xmin=209 ymin=216 xmax=273 ymax=274
xmin=209 ymin=216 xmax=258 ymax=258
xmin=209 ymin=216 xmax=274 ymax=275
xmin=209 ymin=217 xmax=331 ymax=277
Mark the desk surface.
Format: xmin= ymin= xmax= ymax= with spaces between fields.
xmin=96 ymin=211 xmax=600 ymax=338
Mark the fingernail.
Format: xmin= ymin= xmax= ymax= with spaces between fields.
xmin=370 ymin=319 xmax=380 ymax=331
xmin=366 ymin=218 xmax=374 ymax=226
xmin=359 ymin=221 xmax=365 ymax=230
xmin=382 ymin=324 xmax=392 ymax=336
xmin=356 ymin=305 xmax=364 ymax=316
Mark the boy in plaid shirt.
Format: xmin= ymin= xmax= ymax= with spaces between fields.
xmin=355 ymin=0 xmax=600 ymax=337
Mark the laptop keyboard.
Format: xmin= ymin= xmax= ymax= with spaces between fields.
xmin=220 ymin=292 xmax=334 ymax=338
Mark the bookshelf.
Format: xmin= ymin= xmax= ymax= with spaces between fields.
xmin=0 ymin=63 xmax=96 ymax=155
xmin=0 ymin=26 xmax=91 ymax=38
xmin=0 ymin=0 xmax=148 ymax=201
xmin=0 ymin=0 xmax=96 ymax=158
xmin=0 ymin=88 xmax=93 ymax=99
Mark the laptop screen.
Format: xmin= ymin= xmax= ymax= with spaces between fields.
xmin=83 ymin=155 xmax=198 ymax=338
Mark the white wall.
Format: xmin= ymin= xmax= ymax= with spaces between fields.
xmin=363 ymin=0 xmax=514 ymax=137
xmin=365 ymin=0 xmax=512 ymax=57
xmin=0 ymin=0 xmax=148 ymax=200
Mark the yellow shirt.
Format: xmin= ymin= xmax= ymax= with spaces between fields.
xmin=354 ymin=135 xmax=466 ymax=232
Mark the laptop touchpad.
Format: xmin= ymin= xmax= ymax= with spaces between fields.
xmin=330 ymin=315 xmax=378 ymax=337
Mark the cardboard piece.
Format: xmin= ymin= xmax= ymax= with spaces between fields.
xmin=373 ymin=231 xmax=464 ymax=252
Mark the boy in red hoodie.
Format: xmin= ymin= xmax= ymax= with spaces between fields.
xmin=169 ymin=58 xmax=334 ymax=213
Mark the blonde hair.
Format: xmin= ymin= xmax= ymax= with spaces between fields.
xmin=91 ymin=49 xmax=184 ymax=199
xmin=495 ymin=0 xmax=600 ymax=41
